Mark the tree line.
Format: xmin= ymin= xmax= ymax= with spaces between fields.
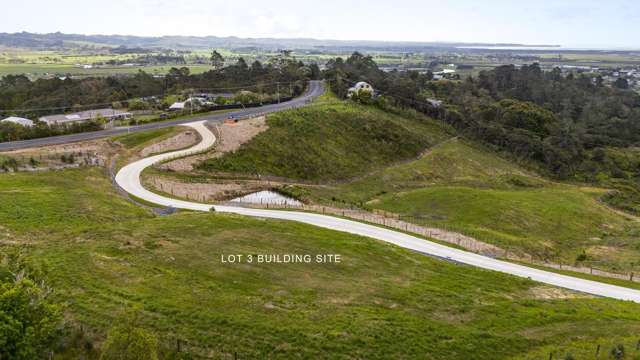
xmin=0 ymin=53 xmax=321 ymax=120
xmin=325 ymin=53 xmax=640 ymax=213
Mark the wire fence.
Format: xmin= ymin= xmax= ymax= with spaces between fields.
xmin=228 ymin=201 xmax=640 ymax=283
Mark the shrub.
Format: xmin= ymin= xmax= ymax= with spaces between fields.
xmin=0 ymin=268 xmax=64 ymax=359
xmin=610 ymin=344 xmax=625 ymax=360
xmin=100 ymin=309 xmax=158 ymax=360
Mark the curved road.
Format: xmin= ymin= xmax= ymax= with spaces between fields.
xmin=0 ymin=81 xmax=324 ymax=151
xmin=116 ymin=120 xmax=640 ymax=303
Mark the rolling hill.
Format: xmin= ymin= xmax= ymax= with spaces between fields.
xmin=2 ymin=168 xmax=640 ymax=359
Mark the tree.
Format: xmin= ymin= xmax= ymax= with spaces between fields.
xmin=209 ymin=50 xmax=225 ymax=70
xmin=614 ymin=77 xmax=629 ymax=89
xmin=0 ymin=272 xmax=64 ymax=359
xmin=235 ymin=57 xmax=248 ymax=70
xmin=100 ymin=309 xmax=158 ymax=360
xmin=234 ymin=90 xmax=260 ymax=105
xmin=128 ymin=99 xmax=151 ymax=111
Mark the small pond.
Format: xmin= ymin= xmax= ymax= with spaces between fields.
xmin=229 ymin=191 xmax=302 ymax=206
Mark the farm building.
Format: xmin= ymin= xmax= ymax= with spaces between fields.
xmin=169 ymin=97 xmax=214 ymax=111
xmin=39 ymin=109 xmax=132 ymax=126
xmin=1 ymin=116 xmax=35 ymax=127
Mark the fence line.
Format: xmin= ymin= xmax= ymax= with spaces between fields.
xmin=227 ymin=201 xmax=640 ymax=284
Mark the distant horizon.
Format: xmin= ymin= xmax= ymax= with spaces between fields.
xmin=6 ymin=30 xmax=640 ymax=52
xmin=3 ymin=0 xmax=639 ymax=49
xmin=2 ymin=30 xmax=564 ymax=47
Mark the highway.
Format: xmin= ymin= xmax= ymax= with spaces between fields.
xmin=0 ymin=80 xmax=324 ymax=151
xmin=116 ymin=119 xmax=640 ymax=303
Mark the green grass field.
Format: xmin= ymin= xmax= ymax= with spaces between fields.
xmin=0 ymin=63 xmax=212 ymax=78
xmin=290 ymin=139 xmax=640 ymax=272
xmin=3 ymin=168 xmax=640 ymax=359
xmin=199 ymin=101 xmax=451 ymax=181
xmin=113 ymin=127 xmax=181 ymax=149
xmin=158 ymin=98 xmax=640 ymax=273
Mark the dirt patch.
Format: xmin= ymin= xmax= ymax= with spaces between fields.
xmin=432 ymin=309 xmax=474 ymax=324
xmin=587 ymin=245 xmax=618 ymax=257
xmin=0 ymin=139 xmax=118 ymax=171
xmin=160 ymin=116 xmax=267 ymax=172
xmin=145 ymin=176 xmax=274 ymax=202
xmin=527 ymin=285 xmax=590 ymax=300
xmin=140 ymin=130 xmax=200 ymax=157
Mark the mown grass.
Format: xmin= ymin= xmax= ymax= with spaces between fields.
xmin=112 ymin=127 xmax=180 ymax=149
xmin=0 ymin=168 xmax=150 ymax=234
xmin=3 ymin=169 xmax=640 ymax=358
xmin=198 ymin=101 xmax=451 ymax=181
xmin=292 ymin=139 xmax=640 ymax=272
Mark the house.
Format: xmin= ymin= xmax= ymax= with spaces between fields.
xmin=169 ymin=97 xmax=214 ymax=111
xmin=169 ymin=101 xmax=186 ymax=111
xmin=347 ymin=82 xmax=374 ymax=98
xmin=426 ymin=98 xmax=443 ymax=108
xmin=39 ymin=108 xmax=132 ymax=126
xmin=1 ymin=116 xmax=35 ymax=127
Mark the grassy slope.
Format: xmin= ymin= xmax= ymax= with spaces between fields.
xmin=3 ymin=169 xmax=640 ymax=358
xmin=112 ymin=127 xmax=180 ymax=149
xmin=294 ymin=139 xmax=640 ymax=272
xmin=593 ymin=146 xmax=640 ymax=215
xmin=198 ymin=101 xmax=451 ymax=181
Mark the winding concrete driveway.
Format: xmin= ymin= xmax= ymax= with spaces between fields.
xmin=115 ymin=120 xmax=640 ymax=303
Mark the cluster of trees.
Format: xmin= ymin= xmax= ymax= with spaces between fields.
xmin=0 ymin=250 xmax=164 ymax=359
xmin=326 ymin=53 xmax=640 ymax=175
xmin=0 ymin=52 xmax=320 ymax=120
xmin=325 ymin=53 xmax=640 ymax=210
xmin=103 ymin=54 xmax=187 ymax=66
xmin=0 ymin=51 xmax=321 ymax=142
xmin=0 ymin=120 xmax=102 ymax=143
xmin=0 ymin=253 xmax=64 ymax=359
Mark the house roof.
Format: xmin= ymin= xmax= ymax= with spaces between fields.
xmin=1 ymin=116 xmax=34 ymax=127
xmin=39 ymin=108 xmax=131 ymax=125
xmin=348 ymin=82 xmax=374 ymax=93
xmin=169 ymin=102 xmax=186 ymax=110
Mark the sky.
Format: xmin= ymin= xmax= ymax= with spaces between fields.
xmin=2 ymin=0 xmax=640 ymax=48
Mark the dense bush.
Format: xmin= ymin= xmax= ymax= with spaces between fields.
xmin=324 ymin=53 xmax=640 ymax=208
xmin=0 ymin=256 xmax=64 ymax=359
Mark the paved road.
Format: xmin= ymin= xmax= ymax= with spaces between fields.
xmin=116 ymin=120 xmax=640 ymax=303
xmin=0 ymin=80 xmax=324 ymax=151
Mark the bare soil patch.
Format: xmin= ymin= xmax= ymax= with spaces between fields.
xmin=140 ymin=130 xmax=200 ymax=157
xmin=527 ymin=285 xmax=590 ymax=300
xmin=145 ymin=176 xmax=274 ymax=202
xmin=0 ymin=139 xmax=118 ymax=171
xmin=160 ymin=116 xmax=267 ymax=172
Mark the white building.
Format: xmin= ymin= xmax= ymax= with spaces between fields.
xmin=169 ymin=97 xmax=213 ymax=111
xmin=39 ymin=108 xmax=132 ymax=126
xmin=347 ymin=82 xmax=375 ymax=98
xmin=1 ymin=116 xmax=35 ymax=127
xmin=169 ymin=101 xmax=186 ymax=111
